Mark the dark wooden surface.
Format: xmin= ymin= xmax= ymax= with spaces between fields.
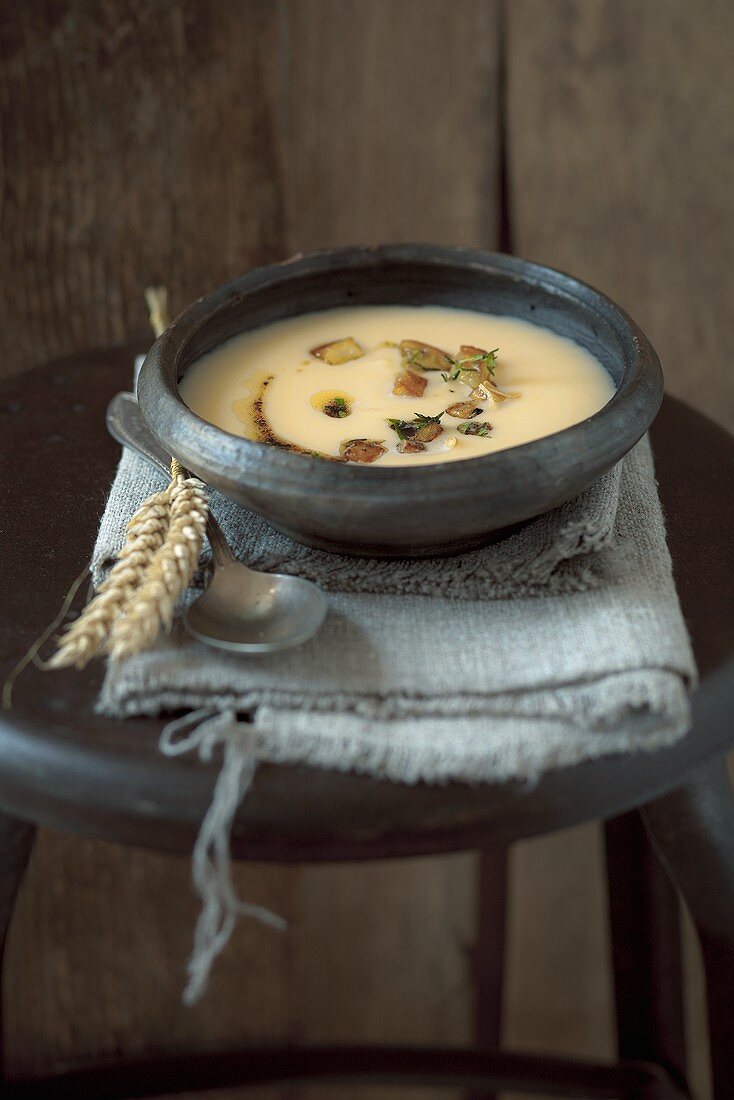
xmin=1 ymin=350 xmax=733 ymax=861
xmin=604 ymin=813 xmax=685 ymax=1082
xmin=643 ymin=756 xmax=734 ymax=1099
xmin=0 ymin=5 xmax=502 ymax=1093
xmin=1 ymin=354 xmax=732 ymax=1097
xmin=0 ymin=1044 xmax=688 ymax=1100
xmin=0 ymin=818 xmax=34 ymax=1071
xmin=470 ymin=847 xmax=508 ymax=1100
xmin=0 ymin=1 xmax=732 ymax=1096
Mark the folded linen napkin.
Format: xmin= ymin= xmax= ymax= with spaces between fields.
xmin=96 ymin=436 xmax=694 ymax=766
xmin=93 ymin=433 xmax=695 ymax=999
xmin=95 ymin=446 xmax=622 ymax=602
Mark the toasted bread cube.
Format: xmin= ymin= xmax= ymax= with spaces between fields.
xmin=459 ymin=344 xmax=488 ymax=360
xmin=414 ymin=421 xmax=443 ymax=443
xmin=400 ymin=339 xmax=453 ymax=372
xmin=340 ymin=438 xmax=387 ymax=463
xmin=392 ymin=369 xmax=428 ymax=397
xmin=457 ymin=420 xmax=492 ymax=437
xmin=455 ymin=344 xmax=498 ymax=387
xmin=471 ymin=383 xmax=520 ymax=406
xmin=445 ymin=401 xmax=483 ymax=419
xmin=310 ymin=337 xmax=365 ymax=364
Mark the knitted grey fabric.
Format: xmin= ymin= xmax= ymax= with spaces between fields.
xmin=95 ymin=436 xmax=696 ymax=783
xmin=93 ymin=452 xmax=621 ymax=601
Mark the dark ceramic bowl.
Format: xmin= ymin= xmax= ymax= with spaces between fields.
xmin=137 ymin=245 xmax=662 ymax=557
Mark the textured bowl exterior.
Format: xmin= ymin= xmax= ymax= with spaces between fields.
xmin=137 ymin=246 xmax=663 ymax=557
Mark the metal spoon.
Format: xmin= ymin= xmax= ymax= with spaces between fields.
xmin=105 ymin=392 xmax=328 ymax=653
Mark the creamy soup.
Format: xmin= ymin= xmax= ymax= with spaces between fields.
xmin=180 ymin=305 xmax=615 ymax=466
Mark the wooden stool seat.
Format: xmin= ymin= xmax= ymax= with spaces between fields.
xmin=1 ymin=346 xmax=732 ymax=859
xmin=1 ymin=346 xmax=733 ymax=1097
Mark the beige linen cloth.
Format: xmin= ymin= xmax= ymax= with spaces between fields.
xmin=93 ymin=434 xmax=696 ymax=1000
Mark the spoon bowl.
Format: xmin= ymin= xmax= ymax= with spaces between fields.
xmin=106 ymin=392 xmax=328 ymax=654
xmin=184 ymin=565 xmax=327 ymax=653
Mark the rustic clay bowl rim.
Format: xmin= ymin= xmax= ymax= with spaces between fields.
xmin=137 ymin=245 xmax=662 ymax=498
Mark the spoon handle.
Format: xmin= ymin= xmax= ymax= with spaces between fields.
xmin=105 ymin=392 xmax=236 ymax=565
xmin=106 ymin=391 xmax=171 ymax=477
xmin=204 ymin=513 xmax=237 ymax=566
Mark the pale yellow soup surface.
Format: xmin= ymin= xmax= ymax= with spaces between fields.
xmin=179 ymin=305 xmax=615 ymax=467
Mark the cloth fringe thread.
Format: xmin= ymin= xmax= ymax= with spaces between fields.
xmin=160 ymin=708 xmax=287 ymax=1004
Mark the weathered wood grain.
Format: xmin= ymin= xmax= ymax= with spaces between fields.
xmin=279 ymin=5 xmax=501 ymax=1098
xmin=506 ymin=0 xmax=734 ymax=430
xmin=1 ymin=1 xmax=729 ymax=1098
xmin=294 ymin=854 xmax=476 ymax=1100
xmin=279 ymin=0 xmax=500 ymax=251
xmin=0 ymin=1 xmax=284 ymax=378
xmin=0 ymin=5 xmax=294 ymax=1093
xmin=4 ymin=829 xmax=293 ymax=1100
xmin=1 ymin=4 xmax=501 ymax=1098
xmin=506 ymin=5 xmax=733 ymax=1097
xmin=503 ymin=824 xmax=615 ymax=1063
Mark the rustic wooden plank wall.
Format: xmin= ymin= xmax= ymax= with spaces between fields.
xmin=279 ymin=0 xmax=500 ymax=250
xmin=2 ymin=4 xmax=500 ymax=1100
xmin=504 ymin=4 xmax=732 ymax=1095
xmin=1 ymin=6 xmax=295 ymax=1097
xmin=0 ymin=1 xmax=288 ymax=376
xmin=1 ymin=2 xmax=731 ymax=1098
xmin=507 ymin=0 xmax=734 ymax=431
xmin=279 ymin=6 xmax=499 ymax=1100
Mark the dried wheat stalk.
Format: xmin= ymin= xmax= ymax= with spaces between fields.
xmin=49 ymin=490 xmax=171 ymax=669
xmin=144 ymin=285 xmax=169 ymax=339
xmin=48 ymin=284 xmax=210 ymax=669
xmin=107 ymin=475 xmax=208 ymax=660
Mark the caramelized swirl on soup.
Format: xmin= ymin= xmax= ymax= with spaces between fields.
xmin=180 ymin=305 xmax=615 ymax=466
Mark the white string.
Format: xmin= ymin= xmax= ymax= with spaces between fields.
xmin=160 ymin=708 xmax=287 ymax=1004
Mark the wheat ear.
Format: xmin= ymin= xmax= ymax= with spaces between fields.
xmin=144 ymin=285 xmax=169 ymax=338
xmin=107 ymin=476 xmax=208 ymax=660
xmin=49 ymin=491 xmax=171 ymax=669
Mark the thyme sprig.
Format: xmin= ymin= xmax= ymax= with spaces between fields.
xmin=457 ymin=420 xmax=492 ymax=437
xmin=441 ymin=348 xmax=499 ymax=383
xmin=403 ymin=347 xmax=423 ymax=369
xmin=387 ymin=411 xmax=444 ymax=440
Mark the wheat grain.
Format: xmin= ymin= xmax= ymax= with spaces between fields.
xmin=144 ymin=285 xmax=169 ymax=338
xmin=49 ymin=490 xmax=171 ymax=669
xmin=107 ymin=476 xmax=208 ymax=660
xmin=45 ymin=286 xmax=210 ymax=672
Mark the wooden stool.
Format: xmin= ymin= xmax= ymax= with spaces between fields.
xmin=1 ymin=347 xmax=732 ymax=1099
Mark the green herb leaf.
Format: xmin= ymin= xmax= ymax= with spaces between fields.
xmin=457 ymin=420 xmax=492 ymax=437
xmin=386 ymin=418 xmax=417 ymax=441
xmin=442 ymin=348 xmax=499 ymax=384
xmin=400 ymin=340 xmax=454 ymax=371
xmin=462 ymin=348 xmax=498 ymax=372
xmin=387 ymin=410 xmax=444 ymax=440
